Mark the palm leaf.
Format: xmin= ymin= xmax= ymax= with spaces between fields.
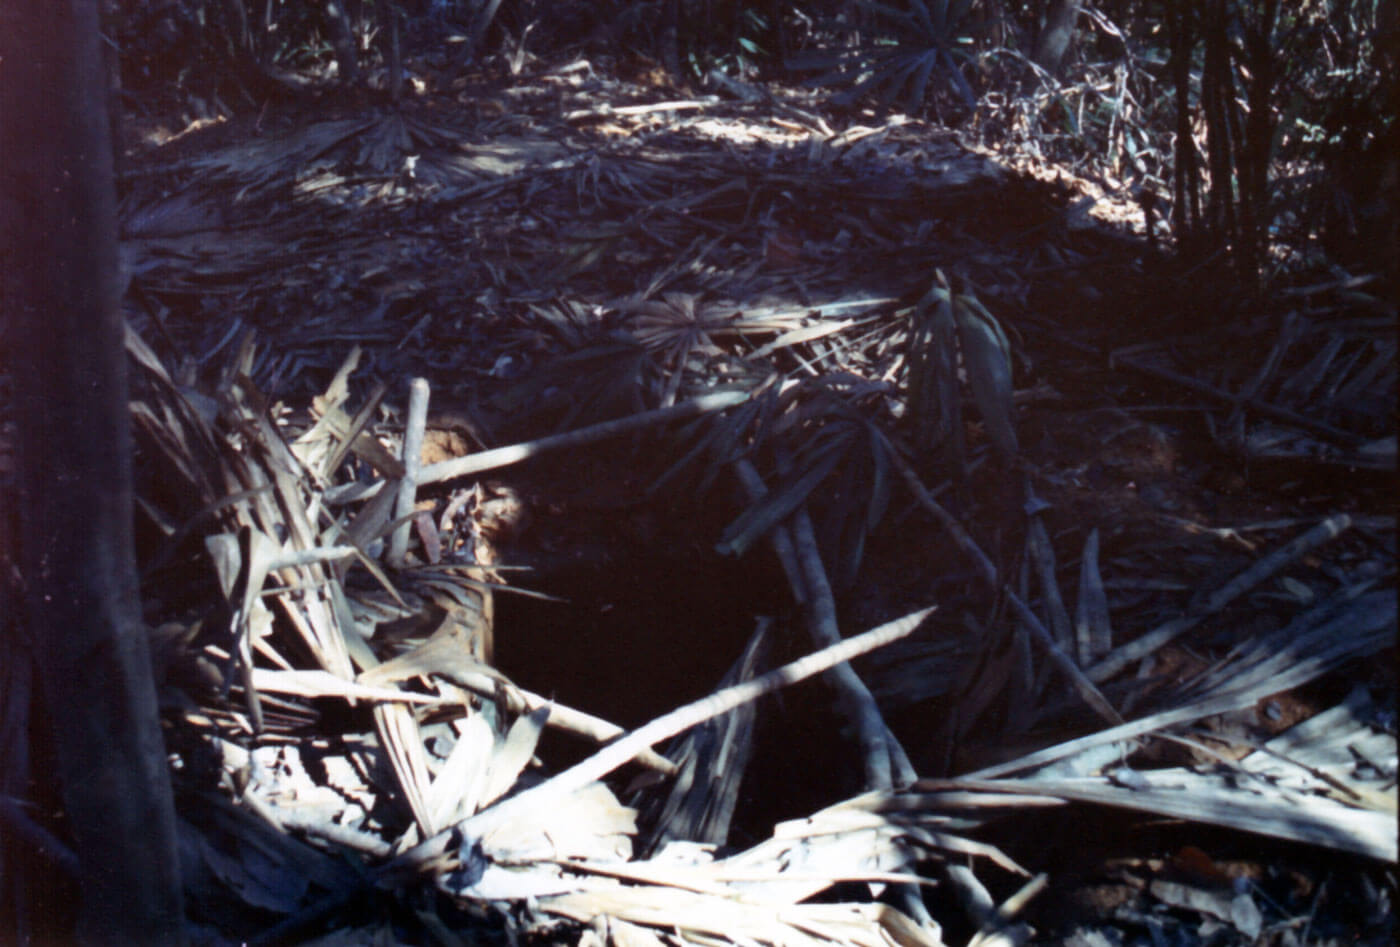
xmin=648 ymin=395 xmax=766 ymax=497
xmin=716 ymin=429 xmax=851 ymax=558
xmin=905 ymin=280 xmax=964 ymax=467
xmin=954 ymin=292 xmax=1019 ymax=462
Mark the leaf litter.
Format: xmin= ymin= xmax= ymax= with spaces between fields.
xmin=28 ymin=40 xmax=1396 ymax=946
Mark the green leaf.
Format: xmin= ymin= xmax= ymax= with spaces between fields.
xmin=905 ymin=288 xmax=963 ymax=466
xmin=953 ymin=296 xmax=1018 ymax=461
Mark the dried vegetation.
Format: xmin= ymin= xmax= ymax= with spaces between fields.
xmin=6 ymin=4 xmax=1398 ymax=944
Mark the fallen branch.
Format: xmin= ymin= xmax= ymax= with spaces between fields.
xmin=1088 ymin=514 xmax=1352 ymax=683
xmin=566 ymin=98 xmax=720 ymax=122
xmin=1111 ymin=351 xmax=1361 ymax=445
xmin=389 ymin=377 xmax=430 ymax=566
xmin=790 ymin=504 xmax=917 ymax=789
xmin=887 ymin=446 xmax=1122 ymax=725
xmin=732 ymin=457 xmax=914 ymax=786
xmin=422 ymin=667 xmax=680 ymax=778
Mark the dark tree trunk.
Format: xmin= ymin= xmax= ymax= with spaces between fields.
xmin=1167 ymin=1 xmax=1202 ymax=254
xmin=1237 ymin=0 xmax=1280 ymax=285
xmin=325 ymin=0 xmax=363 ymax=84
xmin=1200 ymin=0 xmax=1237 ymax=265
xmin=0 ymin=1 xmax=185 ymax=943
xmin=1033 ymin=0 xmax=1081 ymax=76
xmin=383 ymin=0 xmax=404 ymax=102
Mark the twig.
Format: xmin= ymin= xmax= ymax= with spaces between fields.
xmin=1002 ymin=592 xmax=1123 ymax=725
xmin=886 ymin=444 xmax=998 ymax=587
xmin=428 ymin=668 xmax=679 ymax=777
xmin=1111 ymin=351 xmax=1361 ymax=445
xmin=889 ymin=448 xmax=1122 ymax=725
xmin=733 ymin=456 xmax=913 ymax=785
xmin=995 ymin=872 xmax=1048 ymax=922
xmin=966 ymin=874 xmax=1047 ymax=947
xmin=565 ymin=98 xmax=720 ymax=121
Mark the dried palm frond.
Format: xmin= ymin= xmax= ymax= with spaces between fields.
xmin=622 ymin=292 xmax=732 ymax=405
xmin=954 ymin=626 xmax=1397 ymax=862
xmin=631 ymin=619 xmax=771 ymax=857
xmin=647 ymin=390 xmax=770 ymax=497
xmin=904 ymin=279 xmax=963 ymax=468
xmin=618 ymin=292 xmax=863 ymax=404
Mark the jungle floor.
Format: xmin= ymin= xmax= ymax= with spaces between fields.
xmin=89 ymin=34 xmax=1400 ymax=947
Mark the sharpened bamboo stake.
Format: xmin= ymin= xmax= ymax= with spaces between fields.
xmin=417 ymin=388 xmax=752 ymax=485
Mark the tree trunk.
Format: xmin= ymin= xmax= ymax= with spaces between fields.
xmin=0 ymin=1 xmax=185 ymax=943
xmin=325 ymin=0 xmax=363 ymax=84
xmin=1033 ymin=0 xmax=1081 ymax=76
xmin=383 ymin=0 xmax=404 ymax=102
xmin=1200 ymin=0 xmax=1237 ymax=264
xmin=1167 ymin=1 xmax=1202 ymax=253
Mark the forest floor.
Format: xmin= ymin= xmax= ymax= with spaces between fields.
xmin=107 ymin=38 xmax=1397 ymax=947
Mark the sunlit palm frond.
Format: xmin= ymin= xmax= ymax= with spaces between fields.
xmin=627 ymin=292 xmax=721 ymax=362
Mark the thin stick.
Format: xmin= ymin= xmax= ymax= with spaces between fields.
xmin=1002 ymin=592 xmax=1122 ymax=725
xmin=791 ymin=505 xmax=916 ymax=788
xmin=1111 ymin=352 xmax=1359 ymax=444
xmin=733 ymin=458 xmax=912 ymax=784
xmin=430 ymin=668 xmax=678 ymax=777
xmin=418 ymin=388 xmax=752 ymax=485
xmin=390 ymin=377 xmax=430 ymax=566
xmin=889 ymin=448 xmax=1122 ymax=724
xmin=566 ymin=99 xmax=718 ymax=121
xmin=1088 ymin=514 xmax=1352 ymax=682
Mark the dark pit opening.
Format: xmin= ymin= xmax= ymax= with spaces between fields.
xmin=494 ymin=540 xmax=775 ymax=731
xmin=489 ymin=456 xmax=873 ymax=844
